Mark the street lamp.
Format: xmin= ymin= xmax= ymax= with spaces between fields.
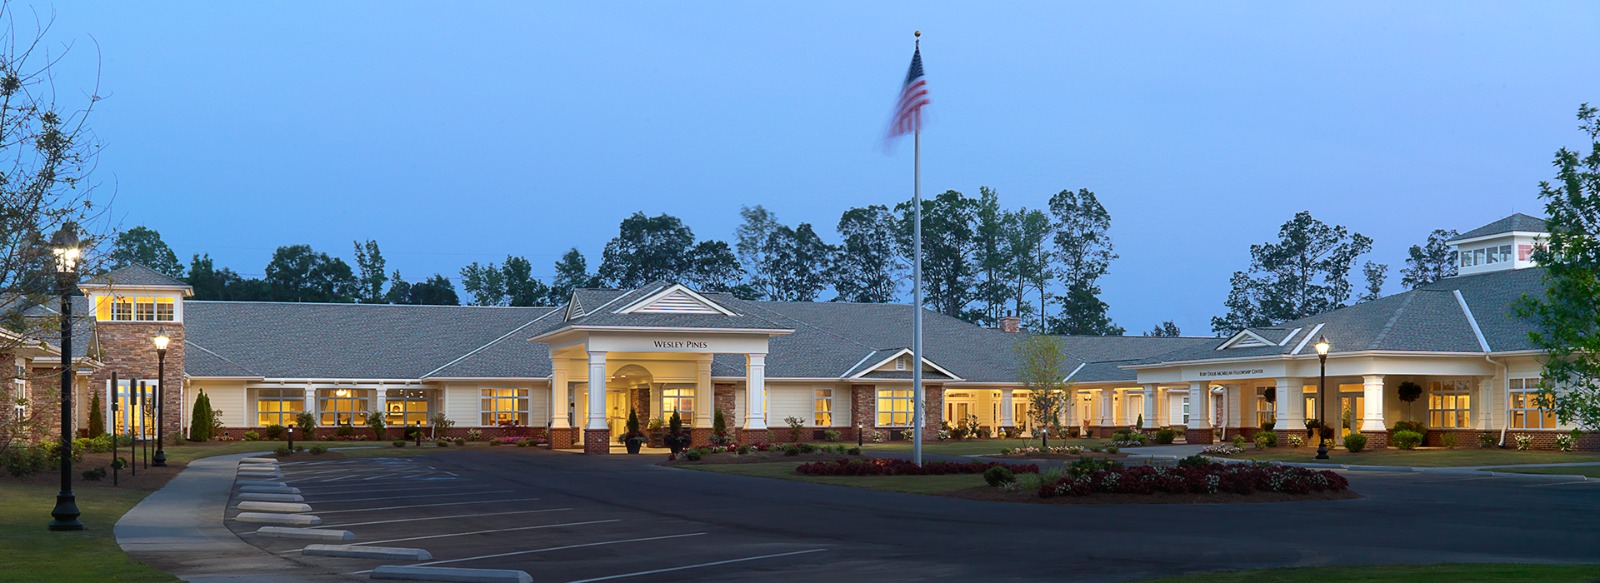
xmin=1314 ymin=335 xmax=1331 ymax=461
xmin=47 ymin=223 xmax=83 ymax=531
xmin=152 ymin=327 xmax=170 ymax=467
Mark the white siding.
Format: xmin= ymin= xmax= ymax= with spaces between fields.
xmin=765 ymin=384 xmax=812 ymax=426
xmin=202 ymin=382 xmax=248 ymax=430
xmin=529 ymin=383 xmax=551 ymax=427
xmin=444 ymin=384 xmax=481 ymax=426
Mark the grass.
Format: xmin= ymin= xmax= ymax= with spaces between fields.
xmin=154 ymin=439 xmax=489 ymax=463
xmin=1229 ymin=446 xmax=1600 ymax=467
xmin=1486 ymin=465 xmax=1600 ymax=478
xmin=0 ymin=481 xmax=177 ymax=582
xmin=860 ymin=437 xmax=1107 ymax=457
xmin=685 ymin=461 xmax=984 ymax=494
xmin=1138 ymin=563 xmax=1600 ymax=582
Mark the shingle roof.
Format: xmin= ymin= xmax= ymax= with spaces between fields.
xmin=1448 ymin=213 xmax=1548 ymax=242
xmin=183 ymin=301 xmax=557 ymax=379
xmin=83 ymin=264 xmax=191 ymax=289
xmin=545 ymin=282 xmax=791 ymax=333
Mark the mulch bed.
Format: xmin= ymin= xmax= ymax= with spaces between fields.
xmin=1 ymin=450 xmax=186 ymax=492
xmin=943 ymin=485 xmax=1360 ymax=505
xmin=662 ymin=452 xmax=863 ymax=465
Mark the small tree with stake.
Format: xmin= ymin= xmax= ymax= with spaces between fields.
xmin=1015 ymin=335 xmax=1071 ymax=448
xmin=1396 ymin=381 xmax=1423 ymax=423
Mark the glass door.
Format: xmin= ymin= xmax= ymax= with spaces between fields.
xmin=110 ymin=380 xmax=157 ymax=440
xmin=1339 ymin=394 xmax=1364 ymax=437
xmin=606 ymin=390 xmax=629 ymax=438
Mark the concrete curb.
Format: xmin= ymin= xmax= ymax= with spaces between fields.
xmin=370 ymin=566 xmax=533 ymax=582
xmin=237 ymin=501 xmax=314 ymax=512
xmin=1484 ymin=471 xmax=1590 ymax=481
xmin=239 ymin=456 xmax=277 ymax=463
xmin=303 ymin=545 xmax=432 ymax=560
xmin=239 ymin=492 xmax=306 ymax=503
xmin=240 ymin=485 xmax=301 ymax=494
xmin=256 ymin=526 xmax=354 ymax=541
xmin=237 ymin=512 xmax=322 ymax=526
xmin=238 ymin=479 xmax=289 ymax=488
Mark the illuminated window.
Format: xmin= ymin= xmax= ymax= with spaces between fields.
xmin=98 ymin=296 xmax=176 ymax=322
xmin=814 ymin=389 xmax=833 ymax=426
xmin=385 ymin=389 xmax=430 ymax=427
xmin=876 ymin=388 xmax=913 ymax=427
xmin=1256 ymin=391 xmax=1276 ymax=427
xmin=1427 ymin=380 xmax=1472 ymax=428
xmin=661 ymin=387 xmax=695 ymax=423
xmin=319 ymin=389 xmax=371 ymax=426
xmin=1509 ymin=377 xmax=1556 ymax=429
xmin=256 ymin=388 xmax=304 ymax=427
xmin=481 ymin=388 xmax=528 ymax=426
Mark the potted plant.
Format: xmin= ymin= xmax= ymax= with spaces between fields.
xmin=620 ymin=410 xmax=646 ymax=455
xmin=663 ymin=411 xmax=691 ymax=455
xmin=647 ymin=418 xmax=666 ymax=448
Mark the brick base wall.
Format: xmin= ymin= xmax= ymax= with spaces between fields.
xmin=1423 ymin=429 xmax=1600 ymax=451
xmin=1185 ymin=428 xmax=1214 ymax=445
xmin=1360 ymin=430 xmax=1389 ymax=450
xmin=550 ymin=427 xmax=577 ymax=449
xmin=583 ymin=429 xmax=610 ymax=454
xmin=691 ymin=427 xmax=713 ymax=447
xmin=1089 ymin=425 xmax=1132 ymax=439
xmin=739 ymin=428 xmax=769 ymax=444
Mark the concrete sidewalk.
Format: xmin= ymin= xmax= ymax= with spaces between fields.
xmin=114 ymin=452 xmax=351 ymax=582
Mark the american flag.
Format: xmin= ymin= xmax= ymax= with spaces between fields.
xmin=887 ymin=47 xmax=929 ymax=138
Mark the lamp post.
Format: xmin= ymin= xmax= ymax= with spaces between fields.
xmin=152 ymin=327 xmax=170 ymax=467
xmin=47 ymin=223 xmax=83 ymax=531
xmin=287 ymin=422 xmax=295 ymax=452
xmin=1314 ymin=335 xmax=1331 ymax=461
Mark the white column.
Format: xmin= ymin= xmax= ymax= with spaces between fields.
xmin=1361 ymin=374 xmax=1386 ymax=432
xmin=745 ymin=353 xmax=766 ymax=429
xmin=1098 ymin=389 xmax=1114 ymax=426
xmin=374 ymin=385 xmax=387 ymax=422
xmin=694 ymin=355 xmax=713 ymax=427
xmin=1188 ymin=381 xmax=1211 ymax=429
xmin=303 ymin=386 xmax=316 ymax=424
xmin=586 ymin=351 xmax=607 ymax=431
xmin=999 ymin=388 xmax=1014 ymax=428
xmin=550 ymin=359 xmax=570 ymax=429
xmin=1141 ymin=384 xmax=1157 ymax=429
xmin=1275 ymin=377 xmax=1304 ymax=430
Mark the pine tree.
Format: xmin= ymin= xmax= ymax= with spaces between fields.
xmin=189 ymin=390 xmax=212 ymax=442
xmin=88 ymin=391 xmax=105 ymax=437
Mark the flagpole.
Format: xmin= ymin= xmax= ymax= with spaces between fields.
xmin=911 ymin=31 xmax=925 ymax=468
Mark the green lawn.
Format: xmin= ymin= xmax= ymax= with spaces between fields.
xmin=685 ymin=461 xmax=983 ymax=494
xmin=155 ymin=439 xmax=490 ymax=463
xmin=1486 ymin=465 xmax=1600 ymax=478
xmin=1228 ymin=447 xmax=1600 ymax=467
xmin=0 ymin=482 xmax=177 ymax=582
xmin=1139 ymin=563 xmax=1600 ymax=582
xmin=860 ymin=437 xmax=1107 ymax=457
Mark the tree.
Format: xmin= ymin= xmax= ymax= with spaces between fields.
xmin=109 ymin=226 xmax=184 ymax=278
xmin=385 ymin=270 xmax=412 ymax=304
xmin=896 ymin=190 xmax=979 ymax=317
xmin=970 ymin=187 xmax=1015 ymax=326
xmin=1014 ymin=335 xmax=1071 ymax=446
xmin=189 ymin=390 xmax=212 ymax=442
xmin=598 ymin=212 xmax=696 ymax=288
xmin=87 ymin=391 xmax=104 ymax=437
xmin=393 ymin=274 xmax=459 ymax=305
xmin=550 ymin=248 xmax=593 ymax=301
xmin=686 ymin=240 xmax=752 ymax=297
xmin=1360 ymin=260 xmax=1388 ymax=303
xmin=1401 ymin=229 xmax=1461 ymax=289
xmin=1211 ymin=211 xmax=1373 ymax=335
xmin=1145 ymin=321 xmax=1182 ymax=337
xmin=735 ymin=205 xmax=781 ymax=299
xmin=1004 ymin=208 xmax=1053 ymax=330
xmin=1047 ymin=188 xmax=1121 ymax=336
xmin=460 ymin=261 xmax=508 ymax=306
xmin=352 ymin=240 xmax=388 ymax=303
xmin=832 ymin=205 xmax=900 ymax=303
xmin=1517 ymin=103 xmax=1600 ymax=431
xmin=761 ymin=223 xmax=833 ymax=302
xmin=264 ymin=245 xmax=359 ymax=302
xmin=501 ymin=256 xmax=549 ymax=306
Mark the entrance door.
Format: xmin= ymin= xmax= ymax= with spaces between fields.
xmin=1339 ymin=394 xmax=1364 ymax=437
xmin=606 ymin=390 xmax=629 ymax=438
xmin=110 ymin=380 xmax=156 ymax=440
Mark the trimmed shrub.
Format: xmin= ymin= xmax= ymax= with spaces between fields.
xmin=263 ymin=425 xmax=286 ymax=440
xmin=684 ymin=449 xmax=703 ymax=461
xmin=309 ymin=445 xmax=328 ymax=455
xmin=1440 ymin=432 xmax=1457 ymax=449
xmin=82 ymin=467 xmax=108 ymax=481
xmin=1153 ymin=428 xmax=1177 ymax=444
xmin=88 ymin=392 xmax=105 ymax=437
xmin=1555 ymin=433 xmax=1576 ymax=452
xmin=453 ymin=438 xmax=466 ymax=446
xmin=1478 ymin=432 xmax=1497 ymax=448
xmin=1288 ymin=434 xmax=1305 ymax=447
xmin=983 ymin=465 xmax=1016 ymax=487
xmin=242 ymin=431 xmax=261 ymax=442
xmin=1392 ymin=430 xmax=1424 ymax=450
xmin=367 ymin=411 xmax=386 ymax=441
xmin=1231 ymin=435 xmax=1247 ymax=448
xmin=273 ymin=446 xmax=292 ymax=456
xmin=189 ymin=390 xmax=214 ymax=442
xmin=1391 ymin=420 xmax=1426 ymax=434
xmin=1037 ymin=462 xmax=1349 ymax=498
xmin=392 ymin=440 xmax=406 ymax=448
xmin=1344 ymin=433 xmax=1368 ymax=453
xmin=1254 ymin=431 xmax=1277 ymax=449
xmin=847 ymin=446 xmax=861 ymax=455
xmin=823 ymin=429 xmax=841 ymax=442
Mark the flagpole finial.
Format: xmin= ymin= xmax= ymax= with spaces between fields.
xmin=914 ymin=30 xmax=920 ymax=47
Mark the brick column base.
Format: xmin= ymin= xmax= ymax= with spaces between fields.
xmin=1275 ymin=430 xmax=1306 ymax=447
xmin=583 ymin=429 xmax=611 ymax=454
xmin=549 ymin=427 xmax=578 ymax=449
xmin=1359 ymin=431 xmax=1389 ymax=450
xmin=739 ymin=428 xmax=769 ymax=444
xmin=1185 ymin=428 xmax=1214 ymax=445
xmin=690 ymin=427 xmax=713 ymax=447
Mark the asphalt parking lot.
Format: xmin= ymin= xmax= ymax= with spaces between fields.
xmin=225 ymin=449 xmax=1600 ymax=582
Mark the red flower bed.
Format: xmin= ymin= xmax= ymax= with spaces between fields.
xmin=796 ymin=458 xmax=1039 ymax=477
xmin=1037 ymin=463 xmax=1348 ymax=498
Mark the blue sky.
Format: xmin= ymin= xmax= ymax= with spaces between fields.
xmin=45 ymin=2 xmax=1600 ymax=334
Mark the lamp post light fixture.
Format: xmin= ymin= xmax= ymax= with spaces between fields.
xmin=287 ymin=422 xmax=295 ymax=452
xmin=1314 ymin=335 xmax=1331 ymax=461
xmin=152 ymin=327 xmax=170 ymax=467
xmin=47 ymin=223 xmax=83 ymax=531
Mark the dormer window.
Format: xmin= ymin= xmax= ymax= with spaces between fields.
xmin=97 ymin=297 xmax=176 ymax=322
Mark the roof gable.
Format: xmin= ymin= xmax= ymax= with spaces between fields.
xmin=81 ymin=264 xmax=193 ymax=294
xmin=614 ymin=284 xmax=736 ymax=316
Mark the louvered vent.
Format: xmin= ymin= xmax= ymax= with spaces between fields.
xmin=1230 ymin=335 xmax=1271 ymax=348
xmin=636 ymin=289 xmax=721 ymax=314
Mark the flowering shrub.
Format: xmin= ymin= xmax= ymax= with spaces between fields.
xmin=1000 ymin=445 xmax=1085 ymax=456
xmin=1200 ymin=444 xmax=1242 ymax=456
xmin=1287 ymin=434 xmax=1305 ymax=448
xmin=1515 ymin=434 xmax=1534 ymax=451
xmin=1037 ymin=463 xmax=1348 ymax=498
xmin=1106 ymin=440 xmax=1145 ymax=448
xmin=1555 ymin=433 xmax=1575 ymax=452
xmin=871 ymin=430 xmax=886 ymax=443
xmin=796 ymin=458 xmax=1039 ymax=477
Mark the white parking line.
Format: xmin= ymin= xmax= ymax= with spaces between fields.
xmin=1526 ymin=479 xmax=1594 ymax=487
xmin=306 ymin=497 xmax=542 ymax=515
xmin=321 ymin=508 xmax=573 ymax=529
xmin=568 ymin=548 xmax=829 ymax=582
xmin=296 ymin=484 xmax=475 ymax=496
xmin=353 ymin=519 xmax=621 ymax=546
xmin=347 ymin=533 xmax=708 ymax=574
xmin=310 ymin=490 xmax=513 ymax=504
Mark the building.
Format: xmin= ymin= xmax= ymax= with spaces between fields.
xmin=7 ymin=213 xmax=1591 ymax=452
